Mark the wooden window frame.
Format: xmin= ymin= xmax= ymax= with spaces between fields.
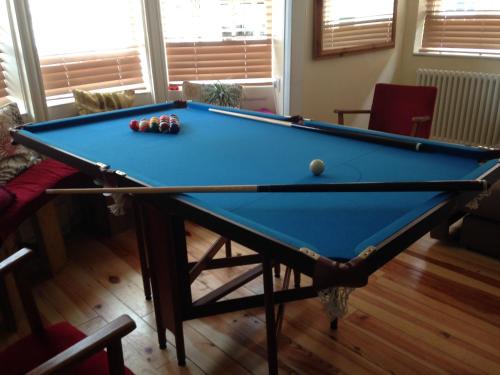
xmin=313 ymin=0 xmax=398 ymax=59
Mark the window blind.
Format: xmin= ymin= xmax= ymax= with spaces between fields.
xmin=29 ymin=0 xmax=145 ymax=99
xmin=161 ymin=0 xmax=272 ymax=82
xmin=39 ymin=49 xmax=144 ymax=97
xmin=0 ymin=49 xmax=7 ymax=104
xmin=316 ymin=0 xmax=396 ymax=57
xmin=421 ymin=0 xmax=500 ymax=55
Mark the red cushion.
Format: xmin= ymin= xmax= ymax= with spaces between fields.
xmin=0 ymin=158 xmax=87 ymax=242
xmin=0 ymin=186 xmax=15 ymax=213
xmin=0 ymin=322 xmax=133 ymax=374
xmin=369 ymin=83 xmax=438 ymax=138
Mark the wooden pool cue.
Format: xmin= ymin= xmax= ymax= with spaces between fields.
xmin=46 ymin=180 xmax=488 ymax=195
xmin=208 ymin=108 xmax=500 ymax=160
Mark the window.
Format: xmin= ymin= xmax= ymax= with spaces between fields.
xmin=160 ymin=0 xmax=272 ymax=83
xmin=0 ymin=47 xmax=7 ymax=105
xmin=313 ymin=0 xmax=397 ymax=58
xmin=420 ymin=0 xmax=500 ymax=56
xmin=28 ymin=0 xmax=146 ymax=100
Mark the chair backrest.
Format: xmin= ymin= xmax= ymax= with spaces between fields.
xmin=369 ymin=83 xmax=438 ymax=138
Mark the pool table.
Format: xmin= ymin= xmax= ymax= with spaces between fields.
xmin=11 ymin=101 xmax=500 ymax=374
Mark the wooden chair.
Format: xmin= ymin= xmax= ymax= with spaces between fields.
xmin=0 ymin=248 xmax=136 ymax=374
xmin=334 ymin=83 xmax=438 ymax=138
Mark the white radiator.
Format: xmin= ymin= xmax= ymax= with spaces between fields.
xmin=416 ymin=69 xmax=500 ymax=147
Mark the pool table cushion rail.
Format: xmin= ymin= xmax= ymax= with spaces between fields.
xmin=12 ymin=101 xmax=500 ymax=163
xmin=205 ymin=103 xmax=500 ymax=161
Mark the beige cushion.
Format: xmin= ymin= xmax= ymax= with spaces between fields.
xmin=73 ymin=89 xmax=135 ymax=115
xmin=0 ymin=103 xmax=39 ymax=184
xmin=182 ymin=81 xmax=243 ymax=108
xmin=466 ymin=181 xmax=500 ymax=222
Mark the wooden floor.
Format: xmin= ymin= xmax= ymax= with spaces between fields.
xmin=1 ymin=222 xmax=500 ymax=374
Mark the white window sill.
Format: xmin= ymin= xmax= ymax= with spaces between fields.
xmin=413 ymin=51 xmax=500 ymax=61
xmin=169 ymin=78 xmax=274 ymax=86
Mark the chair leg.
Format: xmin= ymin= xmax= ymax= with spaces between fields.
xmin=13 ymin=269 xmax=44 ymax=335
xmin=106 ymin=339 xmax=126 ymax=375
xmin=0 ymin=277 xmax=16 ymax=332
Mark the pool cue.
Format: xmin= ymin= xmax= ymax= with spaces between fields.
xmin=46 ymin=180 xmax=488 ymax=195
xmin=208 ymin=108 xmax=500 ymax=159
xmin=208 ymin=108 xmax=426 ymax=152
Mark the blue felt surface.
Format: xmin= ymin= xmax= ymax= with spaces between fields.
xmin=23 ymin=102 xmax=499 ymax=260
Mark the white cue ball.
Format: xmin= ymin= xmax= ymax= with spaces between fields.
xmin=309 ymin=159 xmax=325 ymax=176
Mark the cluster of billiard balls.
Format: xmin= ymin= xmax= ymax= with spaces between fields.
xmin=129 ymin=115 xmax=180 ymax=134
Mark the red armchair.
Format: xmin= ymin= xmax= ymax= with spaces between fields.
xmin=334 ymin=83 xmax=438 ymax=138
xmin=0 ymin=248 xmax=136 ymax=374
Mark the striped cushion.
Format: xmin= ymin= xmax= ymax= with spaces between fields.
xmin=0 ymin=103 xmax=40 ymax=185
xmin=73 ymin=89 xmax=135 ymax=115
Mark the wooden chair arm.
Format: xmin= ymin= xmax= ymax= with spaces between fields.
xmin=333 ymin=109 xmax=371 ymax=125
xmin=334 ymin=109 xmax=371 ymax=114
xmin=411 ymin=115 xmax=431 ymax=123
xmin=0 ymin=248 xmax=33 ymax=276
xmin=410 ymin=116 xmax=432 ymax=137
xmin=27 ymin=315 xmax=136 ymax=375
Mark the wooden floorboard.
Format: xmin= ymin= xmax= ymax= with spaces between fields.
xmin=1 ymin=222 xmax=500 ymax=374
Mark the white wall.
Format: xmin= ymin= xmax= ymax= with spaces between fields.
xmin=288 ymin=0 xmax=407 ymax=128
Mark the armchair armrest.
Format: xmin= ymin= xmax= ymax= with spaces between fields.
xmin=333 ymin=109 xmax=371 ymax=125
xmin=28 ymin=314 xmax=136 ymax=375
xmin=0 ymin=248 xmax=33 ymax=276
xmin=410 ymin=115 xmax=432 ymax=137
xmin=411 ymin=115 xmax=431 ymax=123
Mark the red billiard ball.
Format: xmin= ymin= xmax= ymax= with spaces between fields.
xmin=160 ymin=115 xmax=170 ymax=122
xmin=129 ymin=119 xmax=139 ymax=131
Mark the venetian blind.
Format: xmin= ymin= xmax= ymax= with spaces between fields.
xmin=28 ymin=0 xmax=146 ymax=99
xmin=319 ymin=0 xmax=395 ymax=56
xmin=421 ymin=0 xmax=500 ymax=55
xmin=0 ymin=48 xmax=7 ymax=104
xmin=161 ymin=0 xmax=272 ymax=82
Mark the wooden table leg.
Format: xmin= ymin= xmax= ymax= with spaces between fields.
xmin=293 ymin=269 xmax=301 ymax=288
xmin=133 ymin=201 xmax=152 ymax=300
xmin=274 ymin=263 xmax=281 ymax=278
xmin=35 ymin=201 xmax=66 ymax=274
xmin=224 ymin=238 xmax=232 ymax=258
xmin=262 ymin=253 xmax=278 ymax=375
xmin=142 ymin=203 xmax=191 ymax=365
